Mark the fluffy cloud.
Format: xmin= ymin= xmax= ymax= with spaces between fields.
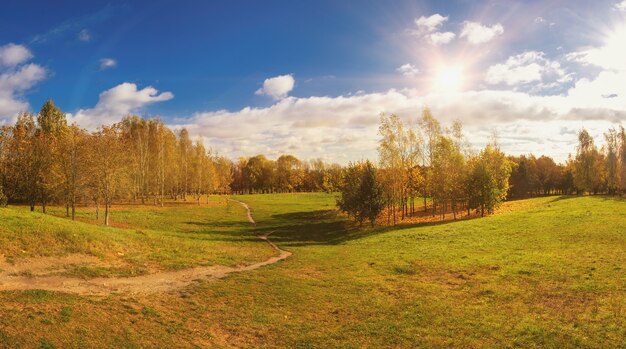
xmin=0 ymin=44 xmax=47 ymax=120
xmin=428 ymin=31 xmax=456 ymax=45
xmin=414 ymin=14 xmax=448 ymax=32
xmin=615 ymin=0 xmax=626 ymax=11
xmin=411 ymin=14 xmax=455 ymax=45
xmin=99 ymin=58 xmax=117 ymax=70
xmin=396 ymin=63 xmax=419 ymax=77
xmin=255 ymin=74 xmax=295 ymax=100
xmin=70 ymin=82 xmax=173 ymax=129
xmin=485 ymin=51 xmax=571 ymax=88
xmin=0 ymin=43 xmax=33 ymax=68
xmin=175 ymin=76 xmax=626 ymax=164
xmin=78 ymin=29 xmax=91 ymax=42
xmin=460 ymin=21 xmax=504 ymax=44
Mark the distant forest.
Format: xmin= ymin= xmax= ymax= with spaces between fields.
xmin=0 ymin=100 xmax=624 ymax=226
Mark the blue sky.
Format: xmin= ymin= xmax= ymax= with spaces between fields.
xmin=1 ymin=0 xmax=626 ymax=163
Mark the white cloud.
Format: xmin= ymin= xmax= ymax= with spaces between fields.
xmin=396 ymin=63 xmax=419 ymax=77
xmin=410 ymin=14 xmax=455 ymax=45
xmin=0 ymin=44 xmax=47 ymax=120
xmin=69 ymin=83 xmax=173 ymax=129
xmin=78 ymin=29 xmax=91 ymax=42
xmin=0 ymin=43 xmax=33 ymax=68
xmin=175 ymin=75 xmax=626 ymax=164
xmin=255 ymin=74 xmax=295 ymax=100
xmin=485 ymin=51 xmax=571 ymax=88
xmin=414 ymin=14 xmax=448 ymax=32
xmin=460 ymin=21 xmax=504 ymax=44
xmin=615 ymin=0 xmax=626 ymax=11
xmin=566 ymin=26 xmax=626 ymax=71
xmin=428 ymin=31 xmax=456 ymax=45
xmin=99 ymin=58 xmax=117 ymax=70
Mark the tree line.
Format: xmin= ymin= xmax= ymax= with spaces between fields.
xmin=337 ymin=108 xmax=626 ymax=226
xmin=0 ymin=100 xmax=340 ymax=225
xmin=230 ymin=155 xmax=342 ymax=194
xmin=2 ymin=100 xmax=626 ymax=227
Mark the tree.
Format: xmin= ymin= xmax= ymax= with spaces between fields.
xmin=59 ymin=125 xmax=88 ymax=219
xmin=508 ymin=155 xmax=538 ymax=198
xmin=244 ymin=155 xmax=271 ymax=193
xmin=574 ymin=129 xmax=602 ymax=194
xmin=358 ymin=160 xmax=385 ymax=225
xmin=466 ymin=144 xmax=512 ymax=216
xmin=178 ymin=128 xmax=193 ymax=200
xmin=35 ymin=99 xmax=67 ymax=212
xmin=619 ymin=126 xmax=626 ymax=195
xmin=378 ymin=113 xmax=422 ymax=224
xmin=92 ymin=124 xmax=129 ymax=226
xmin=431 ymin=135 xmax=465 ymax=219
xmin=6 ymin=113 xmax=39 ymax=210
xmin=604 ymin=128 xmax=619 ymax=195
xmin=337 ymin=160 xmax=384 ymax=226
xmin=276 ymin=155 xmax=302 ymax=192
xmin=535 ymin=155 xmax=559 ymax=195
xmin=419 ymin=107 xmax=441 ymax=212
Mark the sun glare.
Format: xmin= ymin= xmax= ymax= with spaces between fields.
xmin=434 ymin=65 xmax=464 ymax=92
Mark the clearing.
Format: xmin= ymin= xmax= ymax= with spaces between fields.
xmin=0 ymin=193 xmax=624 ymax=348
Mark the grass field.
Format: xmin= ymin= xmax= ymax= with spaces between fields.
xmin=0 ymin=198 xmax=274 ymax=277
xmin=0 ymin=193 xmax=624 ymax=348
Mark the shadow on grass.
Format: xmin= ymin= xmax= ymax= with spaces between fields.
xmin=254 ymin=209 xmax=465 ymax=247
xmin=547 ymin=194 xmax=625 ymax=204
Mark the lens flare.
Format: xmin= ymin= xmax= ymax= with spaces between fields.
xmin=434 ymin=65 xmax=464 ymax=92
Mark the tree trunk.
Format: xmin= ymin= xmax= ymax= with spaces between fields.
xmin=452 ymin=198 xmax=457 ymax=220
xmin=104 ymin=201 xmax=110 ymax=226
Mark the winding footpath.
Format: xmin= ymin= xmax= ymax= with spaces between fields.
xmin=0 ymin=200 xmax=291 ymax=296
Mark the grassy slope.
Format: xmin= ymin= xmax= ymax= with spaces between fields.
xmin=0 ymin=198 xmax=275 ymax=276
xmin=0 ymin=193 xmax=624 ymax=348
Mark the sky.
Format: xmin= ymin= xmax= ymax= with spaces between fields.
xmin=1 ymin=0 xmax=626 ymax=164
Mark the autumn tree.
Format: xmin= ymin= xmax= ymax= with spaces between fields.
xmin=92 ymin=124 xmax=130 ymax=226
xmin=378 ymin=113 xmax=422 ymax=224
xmin=5 ymin=113 xmax=39 ymax=210
xmin=178 ymin=128 xmax=193 ymax=199
xmin=244 ymin=155 xmax=270 ymax=193
xmin=59 ymin=125 xmax=89 ymax=219
xmin=35 ymin=99 xmax=68 ymax=212
xmin=431 ymin=135 xmax=465 ymax=219
xmin=619 ymin=126 xmax=626 ymax=194
xmin=466 ymin=143 xmax=512 ymax=216
xmin=535 ymin=155 xmax=559 ymax=195
xmin=276 ymin=154 xmax=302 ymax=192
xmin=419 ymin=107 xmax=441 ymax=212
xmin=574 ymin=129 xmax=604 ymax=194
xmin=604 ymin=128 xmax=619 ymax=195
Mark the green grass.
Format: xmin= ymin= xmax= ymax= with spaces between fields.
xmin=0 ymin=197 xmax=275 ymax=275
xmin=0 ymin=193 xmax=624 ymax=348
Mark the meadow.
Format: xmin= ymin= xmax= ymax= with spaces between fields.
xmin=0 ymin=193 xmax=624 ymax=348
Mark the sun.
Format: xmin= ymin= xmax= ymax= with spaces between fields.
xmin=434 ymin=65 xmax=464 ymax=92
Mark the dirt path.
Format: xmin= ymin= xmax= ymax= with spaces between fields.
xmin=0 ymin=200 xmax=291 ymax=296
